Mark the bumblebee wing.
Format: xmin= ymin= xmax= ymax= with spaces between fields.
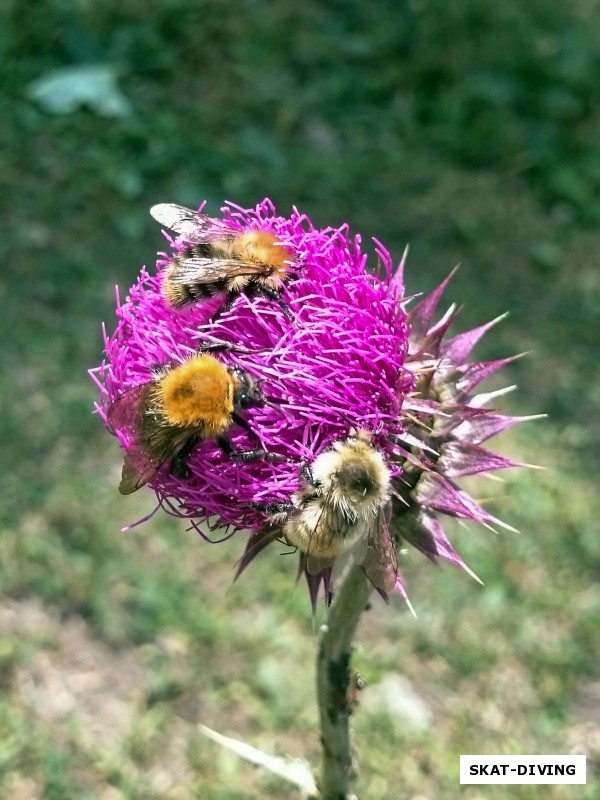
xmin=118 ymin=423 xmax=191 ymax=495
xmin=171 ymin=256 xmax=270 ymax=283
xmin=306 ymin=554 xmax=335 ymax=575
xmin=355 ymin=508 xmax=398 ymax=593
xmin=306 ymin=485 xmax=350 ymax=558
xmin=106 ymin=384 xmax=151 ymax=435
xmin=119 ymin=446 xmax=161 ymax=495
xmin=118 ymin=432 xmax=175 ymax=495
xmin=150 ymin=203 xmax=214 ymax=237
xmin=108 ymin=384 xmax=191 ymax=495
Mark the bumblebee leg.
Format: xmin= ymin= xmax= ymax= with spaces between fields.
xmin=230 ymin=411 xmax=257 ymax=436
xmin=196 ymin=341 xmax=260 ymax=356
xmin=230 ymin=414 xmax=286 ymax=460
xmin=208 ymin=293 xmax=237 ymax=322
xmin=218 ymin=438 xmax=288 ymax=464
xmin=257 ymin=284 xmax=281 ymax=302
xmin=300 ymin=462 xmax=316 ymax=486
xmin=215 ymin=435 xmax=277 ymax=463
xmin=169 ymin=435 xmax=200 ymax=478
xmin=220 ymin=420 xmax=290 ymax=464
xmin=278 ymin=298 xmax=295 ymax=321
xmin=251 ymin=500 xmax=295 ymax=515
xmin=256 ymin=285 xmax=295 ymax=321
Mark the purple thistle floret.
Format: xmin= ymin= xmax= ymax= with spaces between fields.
xmin=91 ymin=199 xmax=533 ymax=608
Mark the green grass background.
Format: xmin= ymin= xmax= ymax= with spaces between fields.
xmin=1 ymin=1 xmax=599 ymax=797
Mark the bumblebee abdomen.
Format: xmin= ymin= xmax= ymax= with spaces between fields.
xmin=285 ymin=518 xmax=339 ymax=560
xmin=163 ymin=279 xmax=216 ymax=308
xmin=162 ymin=258 xmax=222 ymax=308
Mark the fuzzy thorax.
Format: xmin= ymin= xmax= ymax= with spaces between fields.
xmin=156 ymin=355 xmax=234 ymax=431
xmin=309 ymin=430 xmax=391 ymax=520
xmin=231 ymin=230 xmax=293 ymax=280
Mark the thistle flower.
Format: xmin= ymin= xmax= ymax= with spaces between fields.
xmin=91 ymin=199 xmax=531 ymax=608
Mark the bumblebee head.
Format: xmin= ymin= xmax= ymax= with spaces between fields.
xmin=230 ymin=368 xmax=265 ymax=410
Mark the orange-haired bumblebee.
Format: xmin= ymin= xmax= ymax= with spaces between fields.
xmin=150 ymin=203 xmax=296 ymax=319
xmin=108 ymin=352 xmax=269 ymax=495
xmin=260 ymin=429 xmax=398 ymax=592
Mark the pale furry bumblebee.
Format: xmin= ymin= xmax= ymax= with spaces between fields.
xmin=150 ymin=203 xmax=295 ymax=318
xmin=262 ymin=429 xmax=398 ymax=592
xmin=107 ymin=352 xmax=268 ymax=495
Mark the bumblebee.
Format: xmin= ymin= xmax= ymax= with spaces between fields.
xmin=150 ymin=203 xmax=295 ymax=318
xmin=261 ymin=429 xmax=398 ymax=592
xmin=107 ymin=352 xmax=268 ymax=494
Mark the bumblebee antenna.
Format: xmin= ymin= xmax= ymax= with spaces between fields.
xmin=262 ymin=395 xmax=285 ymax=406
xmin=335 ymin=411 xmax=356 ymax=430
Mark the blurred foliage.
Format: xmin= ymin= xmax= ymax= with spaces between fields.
xmin=1 ymin=0 xmax=599 ymax=798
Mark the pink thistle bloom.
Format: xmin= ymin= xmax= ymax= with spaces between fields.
xmin=91 ymin=199 xmax=533 ymax=609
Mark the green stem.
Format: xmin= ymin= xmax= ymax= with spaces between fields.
xmin=316 ymin=561 xmax=373 ymax=799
